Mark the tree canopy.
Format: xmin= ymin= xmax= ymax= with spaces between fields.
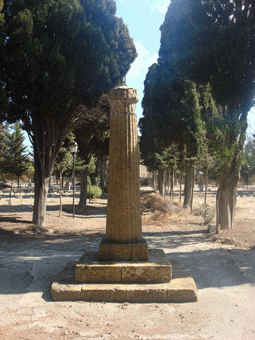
xmin=159 ymin=0 xmax=255 ymax=137
xmin=0 ymin=0 xmax=137 ymax=226
xmin=140 ymin=0 xmax=255 ymax=228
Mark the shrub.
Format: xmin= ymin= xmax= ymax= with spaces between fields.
xmin=87 ymin=184 xmax=102 ymax=199
xmin=199 ymin=203 xmax=215 ymax=225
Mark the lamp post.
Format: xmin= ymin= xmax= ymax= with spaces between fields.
xmin=69 ymin=142 xmax=78 ymax=218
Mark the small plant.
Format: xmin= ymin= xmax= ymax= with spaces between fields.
xmin=87 ymin=184 xmax=102 ymax=199
xmin=200 ymin=202 xmax=215 ymax=225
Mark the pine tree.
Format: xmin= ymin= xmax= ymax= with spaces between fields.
xmin=2 ymin=122 xmax=31 ymax=187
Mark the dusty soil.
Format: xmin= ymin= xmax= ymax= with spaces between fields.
xmin=0 ymin=184 xmax=255 ymax=340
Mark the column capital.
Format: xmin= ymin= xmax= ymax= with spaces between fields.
xmin=107 ymin=85 xmax=139 ymax=114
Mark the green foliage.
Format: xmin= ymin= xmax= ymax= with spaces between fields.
xmin=1 ymin=0 xmax=136 ymax=225
xmin=2 ymin=121 xmax=31 ymax=178
xmin=139 ymin=63 xmax=205 ymax=172
xmin=199 ymin=202 xmax=215 ymax=225
xmin=87 ymin=177 xmax=102 ymax=199
xmin=145 ymin=0 xmax=255 ymax=189
xmin=53 ymin=134 xmax=73 ymax=178
xmin=160 ymin=0 xmax=255 ymax=147
xmin=74 ymin=96 xmax=110 ymax=168
xmin=86 ymin=155 xmax=97 ymax=176
xmin=0 ymin=0 xmax=6 ymax=121
xmin=241 ymin=135 xmax=255 ymax=184
xmin=1 ymin=0 xmax=137 ymax=126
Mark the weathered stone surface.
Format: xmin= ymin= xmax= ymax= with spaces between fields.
xmin=126 ymin=284 xmax=168 ymax=303
xmin=167 ymin=277 xmax=198 ymax=302
xmin=99 ymin=238 xmax=148 ymax=261
xmin=105 ymin=86 xmax=146 ymax=248
xmin=76 ymin=263 xmax=122 ymax=283
xmin=75 ymin=249 xmax=172 ymax=284
xmin=51 ymin=258 xmax=198 ymax=303
xmin=51 ymin=282 xmax=81 ymax=301
xmin=122 ymin=264 xmax=171 ymax=284
xmin=81 ymin=284 xmax=127 ymax=302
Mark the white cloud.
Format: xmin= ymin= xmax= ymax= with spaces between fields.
xmin=157 ymin=2 xmax=169 ymax=13
xmin=144 ymin=0 xmax=170 ymax=14
xmin=126 ymin=41 xmax=158 ymax=79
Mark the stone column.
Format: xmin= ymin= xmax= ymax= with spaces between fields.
xmin=99 ymin=85 xmax=148 ymax=261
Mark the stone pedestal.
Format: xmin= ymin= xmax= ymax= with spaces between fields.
xmin=99 ymin=85 xmax=148 ymax=261
xmin=51 ymin=85 xmax=198 ymax=303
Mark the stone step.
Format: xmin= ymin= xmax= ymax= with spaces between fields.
xmin=75 ymin=249 xmax=171 ymax=284
xmin=51 ymin=256 xmax=198 ymax=303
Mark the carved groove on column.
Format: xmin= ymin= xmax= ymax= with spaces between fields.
xmin=100 ymin=85 xmax=147 ymax=260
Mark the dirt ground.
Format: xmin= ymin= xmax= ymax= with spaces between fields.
xmin=0 ymin=184 xmax=255 ymax=340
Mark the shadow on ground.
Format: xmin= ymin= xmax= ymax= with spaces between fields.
xmin=0 ymin=225 xmax=254 ymax=300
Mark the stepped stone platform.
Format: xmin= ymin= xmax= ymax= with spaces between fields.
xmin=51 ymin=249 xmax=198 ymax=303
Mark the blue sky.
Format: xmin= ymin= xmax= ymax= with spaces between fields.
xmin=115 ymin=0 xmax=168 ymax=125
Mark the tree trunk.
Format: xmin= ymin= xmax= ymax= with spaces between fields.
xmin=153 ymin=170 xmax=157 ymax=189
xmin=100 ymin=155 xmax=107 ymax=196
xmin=204 ymin=168 xmax=208 ymax=203
xmin=216 ymin=164 xmax=240 ymax=231
xmin=59 ymin=171 xmax=63 ymax=217
xmin=79 ymin=167 xmax=88 ymax=209
xmin=166 ymin=171 xmax=170 ymax=196
xmin=170 ymin=167 xmax=174 ymax=199
xmin=33 ymin=170 xmax=50 ymax=227
xmin=158 ymin=169 xmax=166 ymax=196
xmin=179 ymin=171 xmax=182 ymax=203
xmin=183 ymin=165 xmax=194 ymax=211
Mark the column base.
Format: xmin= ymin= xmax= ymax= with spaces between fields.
xmin=51 ymin=253 xmax=198 ymax=303
xmin=99 ymin=238 xmax=148 ymax=261
xmin=76 ymin=249 xmax=171 ymax=284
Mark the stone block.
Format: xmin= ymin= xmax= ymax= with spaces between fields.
xmin=99 ymin=238 xmax=148 ymax=261
xmin=51 ymin=254 xmax=198 ymax=303
xmin=75 ymin=249 xmax=171 ymax=284
xmin=167 ymin=278 xmax=198 ymax=302
xmin=76 ymin=264 xmax=122 ymax=283
xmin=81 ymin=284 xmax=127 ymax=302
xmin=122 ymin=263 xmax=171 ymax=283
xmin=126 ymin=284 xmax=168 ymax=303
xmin=51 ymin=282 xmax=81 ymax=301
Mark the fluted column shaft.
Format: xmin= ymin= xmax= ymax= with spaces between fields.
xmin=106 ymin=86 xmax=141 ymax=244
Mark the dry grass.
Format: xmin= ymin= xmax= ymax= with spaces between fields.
xmin=140 ymin=193 xmax=190 ymax=226
xmin=141 ymin=193 xmax=182 ymax=214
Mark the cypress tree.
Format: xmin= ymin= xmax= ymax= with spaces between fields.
xmin=1 ymin=0 xmax=137 ymax=227
xmin=159 ymin=0 xmax=255 ymax=229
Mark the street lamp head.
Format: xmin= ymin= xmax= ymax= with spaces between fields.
xmin=69 ymin=142 xmax=78 ymax=154
xmin=169 ymin=156 xmax=174 ymax=164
